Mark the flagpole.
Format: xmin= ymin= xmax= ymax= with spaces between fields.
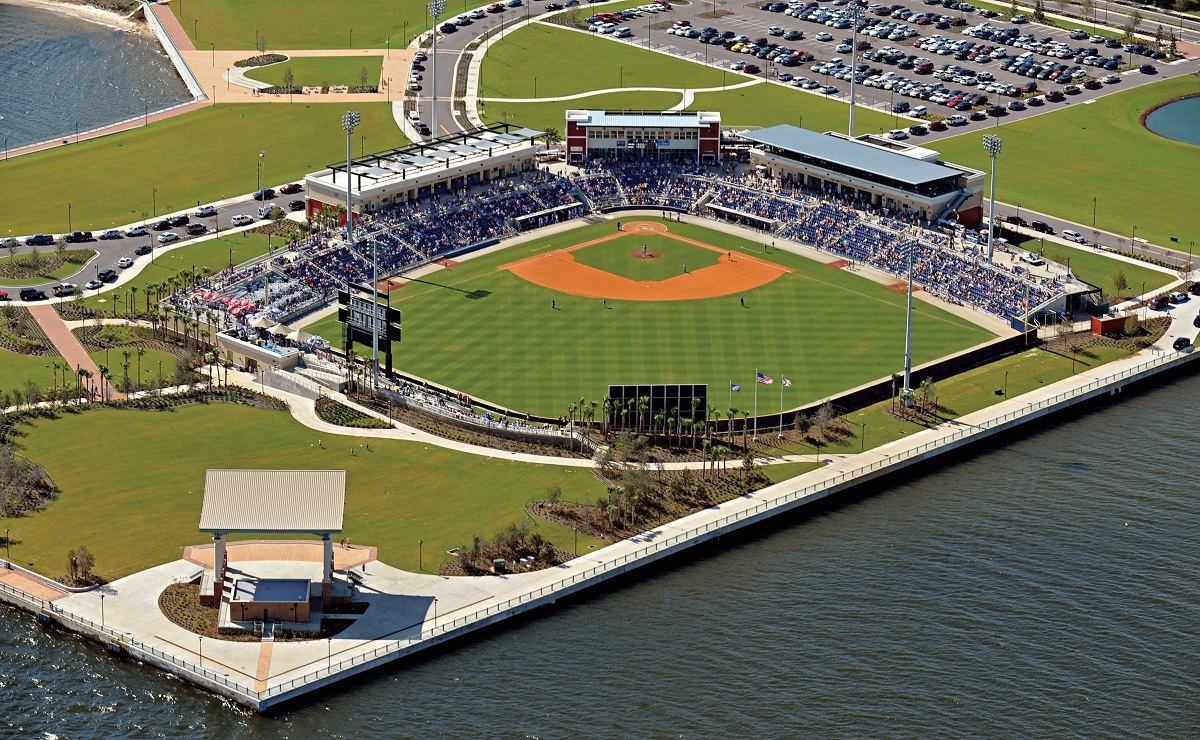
xmin=753 ymin=368 xmax=758 ymax=441
xmin=779 ymin=373 xmax=784 ymax=438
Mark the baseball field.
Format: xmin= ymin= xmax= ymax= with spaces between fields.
xmin=304 ymin=217 xmax=997 ymax=417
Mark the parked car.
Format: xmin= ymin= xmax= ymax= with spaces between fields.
xmin=85 ymin=280 xmax=103 ymax=291
xmin=52 ymin=283 xmax=77 ymax=297
xmin=0 ymin=290 xmax=7 ymax=301
xmin=97 ymin=269 xmax=117 ymax=282
xmin=195 ymin=204 xmax=217 ymax=217
xmin=99 ymin=229 xmax=122 ymax=240
xmin=186 ymin=223 xmax=208 ymax=235
xmin=288 ymin=199 xmax=306 ymax=211
xmin=124 ymin=225 xmax=148 ymax=237
xmin=65 ymin=231 xmax=93 ymax=243
xmin=1005 ymin=215 xmax=1028 ymax=227
xmin=133 ymin=244 xmax=153 ymax=256
xmin=19 ymin=288 xmax=47 ymax=301
xmin=25 ymin=234 xmax=55 ymax=246
xmin=117 ymin=257 xmax=135 ymax=268
xmin=1062 ymin=229 xmax=1086 ymax=243
xmin=168 ymin=215 xmax=190 ymax=227
xmin=157 ymin=232 xmax=180 ymax=244
xmin=152 ymin=220 xmax=171 ymax=231
xmin=278 ymin=183 xmax=304 ymax=195
xmin=1173 ymin=337 xmax=1191 ymax=351
xmin=1169 ymin=291 xmax=1188 ymax=303
xmin=252 ymin=188 xmax=276 ymax=201
xmin=1030 ymin=220 xmax=1054 ymax=234
xmin=231 ymin=214 xmax=254 ymax=226
xmin=1148 ymin=295 xmax=1169 ymax=310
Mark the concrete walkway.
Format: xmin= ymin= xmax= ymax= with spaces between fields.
xmin=24 ymin=304 xmax=124 ymax=400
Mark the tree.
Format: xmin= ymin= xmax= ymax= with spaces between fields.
xmin=54 ymin=234 xmax=66 ymax=261
xmin=1009 ymin=0 xmax=1017 ymax=16
xmin=359 ymin=66 xmax=369 ymax=89
xmin=1033 ymin=0 xmax=1046 ymax=22
xmin=256 ymin=34 xmax=267 ymax=54
xmin=543 ymin=127 xmax=562 ymax=146
xmin=1113 ymin=268 xmax=1129 ymax=294
xmin=1123 ymin=313 xmax=1141 ymax=337
xmin=812 ymin=401 xmax=834 ymax=434
xmin=283 ymin=66 xmax=295 ymax=92
xmin=1154 ymin=23 xmax=1167 ymax=50
xmin=5 ymin=239 xmax=15 ymax=263
xmin=727 ymin=406 xmax=737 ymax=444
xmin=136 ymin=347 xmax=145 ymax=385
xmin=1123 ymin=10 xmax=1142 ymax=40
xmin=545 ymin=485 xmax=563 ymax=504
xmin=1079 ymin=0 xmax=1095 ymax=29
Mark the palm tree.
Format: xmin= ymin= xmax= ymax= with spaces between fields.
xmin=727 ymin=407 xmax=737 ymax=444
xmin=601 ymin=396 xmax=612 ymax=439
xmin=690 ymin=397 xmax=701 ymax=445
xmin=589 ymin=400 xmax=598 ymax=435
xmin=121 ymin=350 xmax=132 ymax=391
xmin=638 ymin=396 xmax=650 ymax=434
xmin=567 ymin=402 xmax=578 ymax=451
xmin=136 ymin=347 xmax=145 ymax=384
xmin=680 ymin=418 xmax=692 ymax=448
xmin=707 ymin=404 xmax=719 ymax=442
xmin=96 ymin=365 xmax=108 ymax=401
xmin=129 ymin=286 xmax=138 ymax=318
xmin=741 ymin=410 xmax=750 ymax=449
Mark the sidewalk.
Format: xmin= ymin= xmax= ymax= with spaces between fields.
xmin=25 ymin=305 xmax=125 ymax=401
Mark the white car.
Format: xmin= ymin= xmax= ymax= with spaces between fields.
xmin=124 ymin=225 xmax=148 ymax=237
xmin=99 ymin=229 xmax=122 ymax=240
xmin=815 ymin=31 xmax=833 ymax=41
xmin=231 ymin=214 xmax=254 ymax=226
xmin=195 ymin=204 xmax=216 ymax=217
xmin=0 ymin=237 xmax=13 ymax=248
xmin=157 ymin=232 xmax=179 ymax=244
xmin=117 ymin=257 xmax=135 ymax=268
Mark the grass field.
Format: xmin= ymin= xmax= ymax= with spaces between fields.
xmin=479 ymin=23 xmax=727 ymax=99
xmin=305 ymin=217 xmax=996 ymax=416
xmin=935 ymin=75 xmax=1200 ymax=251
xmin=686 ymin=82 xmax=896 ymax=133
xmin=87 ymin=347 xmax=181 ymax=382
xmin=0 ymin=350 xmax=61 ymax=393
xmin=8 ymin=403 xmax=608 ymax=580
xmin=761 ymin=344 xmax=1132 ymax=456
xmin=0 ymin=252 xmax=96 ymax=287
xmin=244 ymin=56 xmax=384 ymax=88
xmin=1 ymin=104 xmax=406 ymax=237
xmin=482 ymin=91 xmax=685 ymax=131
xmin=571 ymin=234 xmax=721 ymax=280
xmin=1035 ymin=241 xmax=1174 ymax=295
xmin=169 ymin=0 xmax=429 ymax=50
xmin=76 ymin=233 xmax=274 ymax=315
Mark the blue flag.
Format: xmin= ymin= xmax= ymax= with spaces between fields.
xmin=730 ymin=383 xmax=741 ymax=392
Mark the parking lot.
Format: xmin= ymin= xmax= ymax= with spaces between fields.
xmin=583 ymin=0 xmax=1192 ymax=140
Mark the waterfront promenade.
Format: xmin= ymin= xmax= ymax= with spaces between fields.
xmin=2 ymin=295 xmax=1195 ymax=709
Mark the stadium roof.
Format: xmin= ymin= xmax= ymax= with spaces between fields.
xmin=739 ymin=125 xmax=959 ymax=186
xmin=566 ymin=110 xmax=720 ymax=128
xmin=199 ymin=470 xmax=345 ymax=534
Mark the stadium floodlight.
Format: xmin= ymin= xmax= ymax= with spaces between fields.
xmin=342 ymin=110 xmax=361 ymax=244
xmin=848 ymin=1 xmax=861 ymax=138
xmin=983 ymin=133 xmax=1002 ymax=263
xmin=902 ymin=238 xmax=914 ymax=406
xmin=428 ymin=0 xmax=447 ymax=139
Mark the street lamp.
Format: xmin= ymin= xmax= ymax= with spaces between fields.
xmin=100 ymin=593 xmax=105 ymax=627
xmin=258 ymin=149 xmax=266 ymax=193
xmin=4 ymin=527 xmax=9 ymax=561
xmin=198 ymin=635 xmax=203 ymax=668
xmin=982 ymin=133 xmax=1002 ymax=263
xmin=342 ymin=111 xmax=361 ymax=244
xmin=68 ymin=202 xmax=72 ymax=233
xmin=534 ymin=76 xmax=538 ymax=98
xmin=428 ymin=0 xmax=447 ymax=137
xmin=419 ymin=539 xmax=423 ymax=571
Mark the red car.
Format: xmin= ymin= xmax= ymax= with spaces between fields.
xmin=0 ymin=290 xmax=8 ymax=301
xmin=928 ymin=119 xmax=948 ymax=131
xmin=279 ymin=183 xmax=304 ymax=194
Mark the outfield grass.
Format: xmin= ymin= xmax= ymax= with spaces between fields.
xmin=1034 ymin=241 xmax=1174 ymax=295
xmin=169 ymin=0 xmax=429 ymax=50
xmin=935 ymin=75 xmax=1200 ymax=251
xmin=8 ymin=403 xmax=608 ymax=580
xmin=76 ymin=233 xmax=274 ymax=315
xmin=1 ymin=104 xmax=406 ymax=237
xmin=244 ymin=56 xmax=384 ymax=88
xmin=479 ymin=23 xmax=727 ymax=99
xmin=571 ymin=234 xmax=721 ymax=280
xmin=0 ymin=253 xmax=96 ymax=287
xmin=482 ymin=91 xmax=685 ymax=131
xmin=305 ymin=217 xmax=996 ymax=416
xmin=760 ymin=344 xmax=1131 ymax=457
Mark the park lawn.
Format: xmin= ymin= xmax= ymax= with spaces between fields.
xmin=0 ymin=350 xmax=61 ymax=393
xmin=482 ymin=91 xmax=684 ymax=131
xmin=87 ymin=347 xmax=181 ymax=384
xmin=571 ymin=234 xmax=721 ymax=280
xmin=75 ymin=233 xmax=274 ymax=315
xmin=0 ymin=252 xmax=97 ymax=288
xmin=305 ymin=217 xmax=995 ymax=416
xmin=9 ymin=403 xmax=608 ymax=580
xmin=479 ymin=23 xmax=727 ymax=99
xmin=763 ymin=461 xmax=820 ymax=483
xmin=2 ymin=104 xmax=406 ymax=237
xmin=168 ymin=0 xmax=429 ymax=50
xmin=245 ymin=56 xmax=384 ymax=88
xmin=934 ymin=74 xmax=1200 ymax=251
xmin=759 ymin=344 xmax=1131 ymax=457
xmin=1035 ymin=241 xmax=1174 ymax=296
xmin=686 ymin=80 xmax=896 ymax=134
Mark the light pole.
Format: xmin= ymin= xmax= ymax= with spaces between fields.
xmin=68 ymin=202 xmax=72 ymax=233
xmin=349 ymin=27 xmax=353 ymax=48
xmin=100 ymin=593 xmax=105 ymax=627
xmin=198 ymin=635 xmax=203 ymax=668
xmin=1004 ymin=370 xmax=1008 ymax=397
xmin=419 ymin=539 xmax=423 ymax=571
xmin=342 ymin=111 xmax=361 ymax=244
xmin=387 ymin=35 xmax=390 ymax=58
xmin=433 ymin=596 xmax=438 ymax=630
xmin=983 ymin=133 xmax=1002 ymax=263
xmin=1092 ymin=196 xmax=1097 ymax=237
xmin=371 ymin=237 xmax=379 ymax=388
xmin=1141 ymin=280 xmax=1146 ymax=321
xmin=848 ymin=1 xmax=861 ymax=137
xmin=533 ymin=76 xmax=537 ymax=98
xmin=259 ymin=149 xmax=266 ymax=192
xmin=902 ymin=239 xmax=914 ymax=405
xmin=428 ymin=0 xmax=447 ymax=137
xmin=4 ymin=527 xmax=9 ymax=561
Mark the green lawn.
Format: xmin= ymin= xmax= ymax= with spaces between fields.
xmin=0 ymin=350 xmax=61 ymax=393
xmin=87 ymin=347 xmax=181 ymax=384
xmin=244 ymin=56 xmax=384 ymax=88
xmin=169 ymin=0 xmax=430 ymax=50
xmin=1035 ymin=241 xmax=1174 ymax=295
xmin=8 ymin=403 xmax=608 ymax=580
xmin=686 ymin=82 xmax=895 ymax=133
xmin=305 ymin=217 xmax=996 ymax=416
xmin=479 ymin=23 xmax=727 ymax=99
xmin=935 ymin=75 xmax=1200 ymax=251
xmin=76 ymin=233 xmax=274 ymax=315
xmin=571 ymin=234 xmax=721 ymax=280
xmin=1 ymin=104 xmax=406 ymax=236
xmin=0 ymin=252 xmax=97 ymax=288
xmin=760 ymin=344 xmax=1131 ymax=457
xmin=483 ymin=91 xmax=685 ymax=132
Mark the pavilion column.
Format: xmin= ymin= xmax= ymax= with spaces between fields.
xmin=322 ymin=534 xmax=333 ymax=606
xmin=213 ymin=533 xmax=226 ymax=602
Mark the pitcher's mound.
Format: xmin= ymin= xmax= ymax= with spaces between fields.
xmin=632 ymin=249 xmax=662 ymax=259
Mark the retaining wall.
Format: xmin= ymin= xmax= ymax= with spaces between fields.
xmin=143 ymin=2 xmax=206 ymax=100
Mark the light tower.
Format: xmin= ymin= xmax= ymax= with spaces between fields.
xmin=848 ymin=1 xmax=862 ymax=138
xmin=341 ymin=110 xmax=361 ymax=244
xmin=983 ymin=133 xmax=1002 ymax=263
xmin=901 ymin=238 xmax=914 ymax=406
xmin=428 ymin=0 xmax=447 ymax=138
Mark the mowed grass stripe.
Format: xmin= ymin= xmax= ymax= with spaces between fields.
xmin=305 ymin=219 xmax=994 ymax=415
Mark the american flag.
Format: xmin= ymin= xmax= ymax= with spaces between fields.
xmin=782 ymin=378 xmax=792 ymax=387
xmin=756 ymin=372 xmax=773 ymax=385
